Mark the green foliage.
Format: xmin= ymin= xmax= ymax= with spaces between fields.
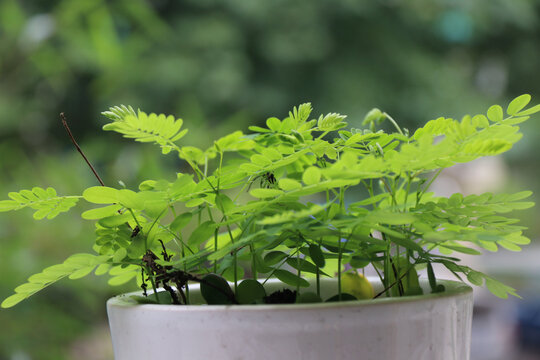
xmin=102 ymin=107 xmax=188 ymax=155
xmin=200 ymin=274 xmax=235 ymax=305
xmin=0 ymin=187 xmax=79 ymax=220
xmin=1 ymin=95 xmax=538 ymax=308
xmin=236 ymin=279 xmax=266 ymax=304
xmin=1 ymin=253 xmax=110 ymax=308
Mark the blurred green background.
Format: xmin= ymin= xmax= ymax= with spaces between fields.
xmin=1 ymin=0 xmax=540 ymax=359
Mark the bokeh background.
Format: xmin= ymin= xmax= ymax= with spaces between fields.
xmin=1 ymin=1 xmax=539 ymax=359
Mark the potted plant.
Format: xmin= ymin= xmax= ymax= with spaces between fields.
xmin=1 ymin=95 xmax=537 ymax=359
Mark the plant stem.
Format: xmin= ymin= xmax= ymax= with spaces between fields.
xmin=213 ymin=227 xmax=218 ymax=273
xmin=419 ymin=168 xmax=443 ymax=200
xmin=181 ymin=239 xmax=190 ymax=304
xmin=316 ymin=268 xmax=320 ymax=297
xmin=296 ymin=246 xmax=301 ymax=296
xmin=60 ymin=113 xmax=105 ymax=187
xmin=262 ymin=248 xmax=300 ymax=285
xmin=383 ymin=241 xmax=390 ymax=297
xmin=250 ymin=244 xmax=257 ymax=280
xmin=146 ymin=267 xmax=161 ymax=304
xmin=337 ymin=231 xmax=343 ymax=301
xmin=316 ymin=238 xmax=322 ymax=297
xmin=383 ymin=112 xmax=404 ymax=136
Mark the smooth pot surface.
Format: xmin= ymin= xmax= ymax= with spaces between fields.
xmin=107 ymin=277 xmax=473 ymax=360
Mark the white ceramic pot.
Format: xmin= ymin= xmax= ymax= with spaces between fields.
xmin=107 ymin=277 xmax=473 ymax=360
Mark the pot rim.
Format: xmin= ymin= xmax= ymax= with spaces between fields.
xmin=107 ymin=277 xmax=472 ymax=312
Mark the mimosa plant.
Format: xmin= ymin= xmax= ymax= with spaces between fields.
xmin=1 ymin=94 xmax=537 ymax=307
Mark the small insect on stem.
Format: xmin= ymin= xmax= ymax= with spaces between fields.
xmin=262 ymin=172 xmax=276 ymax=186
xmin=249 ymin=171 xmax=277 ymax=190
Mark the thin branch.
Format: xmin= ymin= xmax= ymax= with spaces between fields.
xmin=60 ymin=112 xmax=105 ymax=186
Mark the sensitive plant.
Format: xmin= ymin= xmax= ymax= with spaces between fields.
xmin=1 ymin=95 xmax=538 ymax=307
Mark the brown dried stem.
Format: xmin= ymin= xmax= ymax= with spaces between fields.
xmin=60 ymin=112 xmax=105 ymax=186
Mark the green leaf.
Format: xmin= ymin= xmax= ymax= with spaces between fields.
xmin=81 ymin=204 xmax=122 ymax=220
xmin=273 ymin=269 xmax=310 ymax=288
xmin=500 ymin=116 xmax=529 ymax=125
xmin=215 ymin=193 xmax=234 ymax=213
xmin=466 ymin=271 xmax=484 ymax=286
xmin=236 ymin=279 xmax=266 ymax=304
xmin=289 ymin=103 xmax=313 ymax=125
xmin=250 ymin=154 xmax=272 ymax=167
xmin=365 ymin=211 xmax=415 ymax=225
xmin=1 ymin=253 xmax=109 ymax=308
xmin=102 ymin=108 xmax=186 ymax=154
xmin=507 ymin=94 xmax=531 ymax=115
xmin=302 ymin=167 xmax=321 ymax=186
xmin=352 ymin=193 xmax=389 ymax=206
xmin=257 ymin=204 xmax=324 ymax=225
xmin=117 ymin=189 xmax=143 ymax=209
xmin=249 ymin=188 xmax=283 ymax=198
xmin=200 ymin=274 xmax=235 ymax=304
xmin=108 ymin=272 xmax=138 ymax=286
xmin=286 ymin=258 xmax=322 ymax=275
xmin=83 ymin=186 xmax=119 ymax=204
xmin=485 ymin=277 xmax=519 ymax=299
xmin=1 ymin=293 xmax=28 ymax=309
xmin=266 ymin=117 xmax=281 ymax=132
xmin=188 ymin=220 xmax=216 ymax=246
xmin=0 ymin=200 xmax=19 ymax=211
xmin=349 ymin=256 xmax=370 ymax=268
xmin=222 ymin=266 xmax=244 ymax=282
xmin=278 ymin=178 xmax=302 ymax=191
xmin=263 ymin=251 xmax=288 ymax=266
xmin=390 ymin=237 xmax=423 ymax=253
xmin=185 ymin=197 xmax=205 ymax=207
xmin=317 ymin=113 xmax=347 ymax=131
xmin=497 ymin=240 xmax=522 ymax=252
xmin=308 ymin=244 xmax=325 ymax=268
xmin=1 ymin=187 xmax=79 ymax=219
xmin=170 ymin=212 xmax=193 ymax=233
xmin=362 ymin=108 xmax=386 ymax=126
xmin=214 ymin=131 xmax=255 ymax=152
xmin=101 ymin=104 xmax=136 ymax=121
xmin=68 ymin=266 xmax=96 ymax=280
xmin=98 ymin=212 xmax=133 ymax=228
xmin=487 ymin=105 xmax=503 ymax=122
xmin=516 ymin=104 xmax=540 ymax=116
xmin=427 ymin=262 xmax=437 ymax=292
xmin=112 ymin=248 xmax=128 ymax=263
xmin=248 ymin=125 xmax=271 ymax=133
xmin=95 ymin=264 xmax=111 ymax=276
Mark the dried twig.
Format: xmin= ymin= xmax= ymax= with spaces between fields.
xmin=60 ymin=112 xmax=105 ymax=186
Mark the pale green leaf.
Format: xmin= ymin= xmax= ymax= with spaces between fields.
xmin=249 ymin=188 xmax=283 ymax=198
xmin=507 ymin=94 xmax=531 ymax=115
xmin=83 ymin=186 xmax=119 ymax=204
xmin=516 ymin=104 xmax=540 ymax=116
xmin=487 ymin=105 xmax=503 ymax=122
xmin=266 ymin=117 xmax=281 ymax=132
xmin=274 ymin=269 xmax=310 ymax=287
xmin=302 ymin=167 xmax=321 ymax=186
xmin=170 ymin=212 xmax=193 ymax=233
xmin=250 ymin=154 xmax=272 ymax=167
xmin=81 ymin=204 xmax=122 ymax=220
xmin=278 ymin=178 xmax=302 ymax=191
xmin=188 ymin=220 xmax=216 ymax=246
